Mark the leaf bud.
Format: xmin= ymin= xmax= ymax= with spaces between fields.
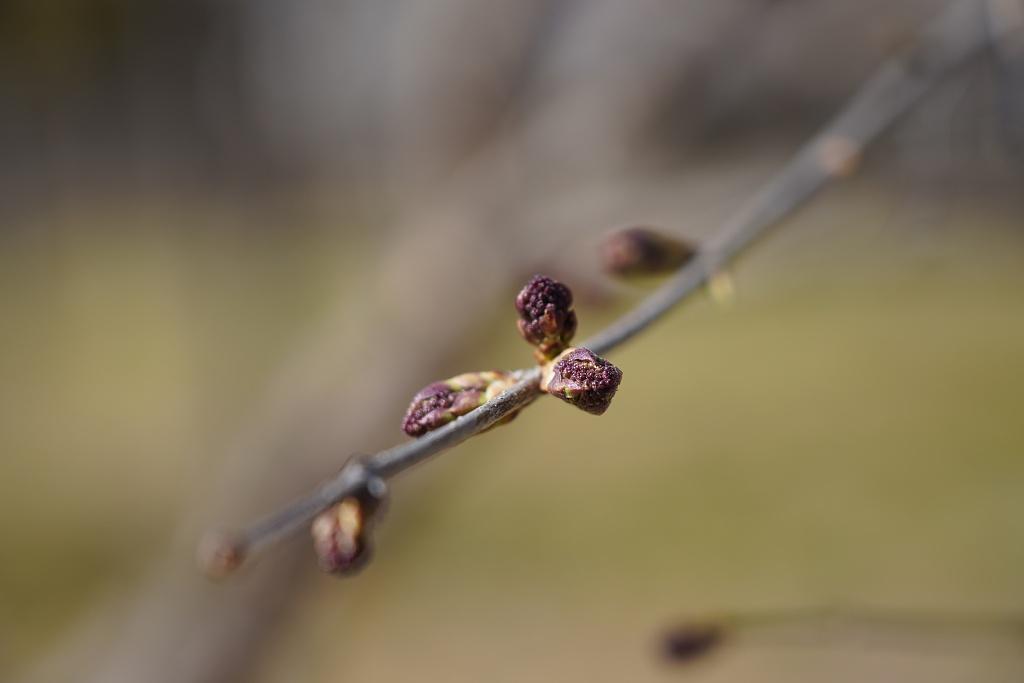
xmin=540 ymin=347 xmax=623 ymax=415
xmin=311 ymin=473 xmax=388 ymax=576
xmin=402 ymin=371 xmax=516 ymax=437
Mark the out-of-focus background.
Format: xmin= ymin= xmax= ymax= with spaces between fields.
xmin=2 ymin=1 xmax=1023 ymax=681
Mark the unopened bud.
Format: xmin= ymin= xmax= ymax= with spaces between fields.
xmin=601 ymin=227 xmax=696 ymax=278
xmin=312 ymin=499 xmax=371 ymax=574
xmin=311 ymin=474 xmax=388 ymax=576
xmin=402 ymin=371 xmax=516 ymax=437
xmin=541 ymin=347 xmax=623 ymax=415
xmin=515 ymin=275 xmax=577 ymax=361
xmin=197 ymin=530 xmax=248 ymax=580
xmin=662 ymin=621 xmax=726 ymax=664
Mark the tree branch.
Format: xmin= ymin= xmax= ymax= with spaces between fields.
xmin=202 ymin=0 xmax=1005 ymax=578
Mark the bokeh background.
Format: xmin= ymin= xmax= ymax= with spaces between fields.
xmin=2 ymin=1 xmax=1024 ymax=681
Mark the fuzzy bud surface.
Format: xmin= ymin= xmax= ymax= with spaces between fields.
xmin=541 ymin=347 xmax=622 ymax=415
xmin=515 ymin=275 xmax=577 ymax=360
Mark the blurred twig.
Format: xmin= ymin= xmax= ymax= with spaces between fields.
xmin=211 ymin=0 xmax=1009 ymax=576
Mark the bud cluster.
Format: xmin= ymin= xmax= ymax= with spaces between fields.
xmin=311 ymin=471 xmax=388 ymax=576
xmin=400 ymin=275 xmax=623 ymax=433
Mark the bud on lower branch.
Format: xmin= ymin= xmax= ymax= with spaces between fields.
xmin=311 ymin=472 xmax=388 ymax=576
xmin=402 ymin=371 xmax=517 ymax=437
xmin=515 ymin=275 xmax=577 ymax=361
xmin=541 ymin=347 xmax=623 ymax=415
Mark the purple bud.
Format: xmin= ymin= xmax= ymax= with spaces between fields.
xmin=515 ymin=275 xmax=578 ymax=360
xmin=402 ymin=371 xmax=515 ymax=437
xmin=541 ymin=347 xmax=623 ymax=415
xmin=600 ymin=227 xmax=696 ymax=278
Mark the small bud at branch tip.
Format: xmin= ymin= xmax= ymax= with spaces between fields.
xmin=197 ymin=530 xmax=248 ymax=580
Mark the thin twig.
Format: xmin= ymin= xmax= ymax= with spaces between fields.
xmin=202 ymin=0 xmax=1003 ymax=578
